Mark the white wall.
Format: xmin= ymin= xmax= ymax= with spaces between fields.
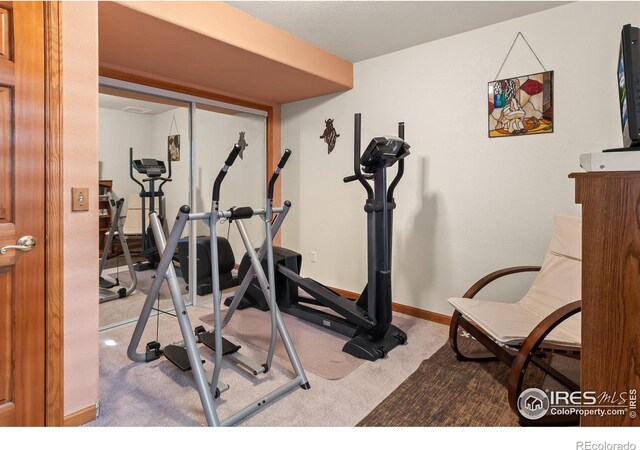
xmin=149 ymin=106 xmax=191 ymax=231
xmin=194 ymin=109 xmax=267 ymax=259
xmin=281 ymin=1 xmax=640 ymax=315
xmin=98 ymin=107 xmax=153 ymax=211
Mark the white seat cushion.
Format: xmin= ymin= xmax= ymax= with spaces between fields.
xmin=448 ymin=214 xmax=582 ymax=348
xmin=448 ymin=296 xmax=580 ymax=347
xmin=122 ymin=194 xmax=158 ymax=236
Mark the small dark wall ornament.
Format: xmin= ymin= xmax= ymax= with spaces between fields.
xmin=237 ymin=131 xmax=249 ymax=159
xmin=320 ymin=118 xmax=340 ymax=153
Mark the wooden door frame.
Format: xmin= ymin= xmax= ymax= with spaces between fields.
xmin=44 ymin=0 xmax=64 ymax=426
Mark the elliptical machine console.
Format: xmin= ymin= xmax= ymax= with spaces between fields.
xmin=132 ymin=158 xmax=167 ymax=178
xmin=129 ymin=148 xmax=172 ymax=271
xmin=360 ymin=136 xmax=409 ymax=171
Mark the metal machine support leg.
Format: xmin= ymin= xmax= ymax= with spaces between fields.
xmin=263 ymin=203 xmax=279 ymax=371
xmin=208 ymin=207 xmax=225 ymax=397
xmin=188 ymin=102 xmax=198 ymax=307
xmin=235 ymin=220 xmax=278 ymax=367
xmin=127 ymin=211 xmax=188 ymax=363
xmin=127 ymin=209 xmax=220 ymax=427
xmin=222 ymin=203 xmax=290 ymax=328
xmin=116 ymin=219 xmax=138 ymax=296
xmin=99 ymin=196 xmax=138 ymax=302
xmin=234 ymin=219 xmax=308 ymax=386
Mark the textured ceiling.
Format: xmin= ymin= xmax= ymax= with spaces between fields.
xmin=227 ymin=1 xmax=571 ymax=62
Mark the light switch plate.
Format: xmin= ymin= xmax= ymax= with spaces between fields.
xmin=72 ymin=187 xmax=89 ymax=211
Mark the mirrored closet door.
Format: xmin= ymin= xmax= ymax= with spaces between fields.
xmin=98 ymin=82 xmax=267 ymax=331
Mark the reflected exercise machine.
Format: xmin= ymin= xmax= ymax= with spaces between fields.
xmin=98 ymin=190 xmax=138 ymax=303
xmin=129 ymin=147 xmax=172 ymax=271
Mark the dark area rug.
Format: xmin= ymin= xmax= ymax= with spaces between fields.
xmin=357 ymin=335 xmax=579 ymax=427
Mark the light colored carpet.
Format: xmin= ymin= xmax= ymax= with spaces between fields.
xmin=91 ymin=304 xmax=448 ymax=427
xmin=201 ymin=308 xmax=416 ymax=380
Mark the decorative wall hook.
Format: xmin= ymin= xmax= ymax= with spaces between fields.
xmin=320 ymin=118 xmax=340 ymax=154
xmin=237 ymin=131 xmax=249 ymax=159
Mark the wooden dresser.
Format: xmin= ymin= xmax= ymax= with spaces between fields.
xmin=570 ymin=171 xmax=640 ymax=426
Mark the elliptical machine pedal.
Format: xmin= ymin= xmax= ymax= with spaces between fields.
xmin=163 ymin=344 xmax=205 ymax=371
xmin=194 ymin=326 xmax=241 ymax=356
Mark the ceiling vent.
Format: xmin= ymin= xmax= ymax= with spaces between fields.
xmin=122 ymin=106 xmax=151 ymax=114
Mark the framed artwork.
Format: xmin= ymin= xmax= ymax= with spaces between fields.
xmin=488 ymin=71 xmax=553 ymax=138
xmin=168 ymin=134 xmax=180 ymax=161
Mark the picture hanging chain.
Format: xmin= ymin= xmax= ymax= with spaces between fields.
xmin=169 ymin=115 xmax=179 ymax=135
xmin=494 ymin=32 xmax=547 ymax=81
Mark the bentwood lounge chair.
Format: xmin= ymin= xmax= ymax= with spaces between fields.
xmin=448 ymin=214 xmax=582 ymax=425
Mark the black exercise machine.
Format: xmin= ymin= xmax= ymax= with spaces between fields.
xmin=129 ymin=147 xmax=172 ymax=271
xmin=177 ymin=235 xmax=239 ymax=295
xmin=233 ymin=113 xmax=410 ymax=361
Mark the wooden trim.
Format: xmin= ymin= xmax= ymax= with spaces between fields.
xmin=44 ymin=0 xmax=64 ymax=427
xmin=327 ymin=285 xmax=452 ymax=325
xmin=63 ymin=403 xmax=96 ymax=427
xmin=0 ymin=403 xmax=16 ymax=426
xmin=98 ymin=67 xmax=273 ymax=115
xmin=392 ymin=302 xmax=451 ymax=326
xmin=327 ymin=286 xmax=359 ymax=300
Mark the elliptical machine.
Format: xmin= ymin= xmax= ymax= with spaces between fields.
xmin=129 ymin=147 xmax=172 ymax=271
xmin=233 ymin=113 xmax=410 ymax=361
xmin=127 ymin=144 xmax=309 ymax=427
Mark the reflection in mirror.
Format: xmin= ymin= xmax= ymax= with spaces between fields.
xmin=98 ymin=87 xmax=191 ymax=331
xmin=189 ymin=106 xmax=267 ymax=305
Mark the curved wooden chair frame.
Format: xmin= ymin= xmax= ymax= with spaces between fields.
xmin=448 ymin=266 xmax=582 ymax=426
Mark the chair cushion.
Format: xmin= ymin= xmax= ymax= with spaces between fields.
xmin=448 ymin=296 xmax=581 ymax=347
xmin=519 ymin=252 xmax=581 ymax=320
xmin=448 ymin=214 xmax=582 ymax=348
xmin=548 ymin=214 xmax=581 ymax=261
xmin=122 ymin=194 xmax=165 ymax=236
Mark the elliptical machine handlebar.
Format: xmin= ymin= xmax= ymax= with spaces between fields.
xmin=212 ymin=144 xmax=242 ymax=202
xmin=159 ymin=151 xmax=172 ymax=191
xmin=225 ymin=143 xmax=242 ymax=167
xmin=343 ymin=173 xmax=374 ymax=183
xmin=343 ymin=116 xmax=407 ymax=202
xmin=129 ymin=147 xmax=146 ymax=192
xmin=387 ymin=122 xmax=405 ymax=202
xmin=277 ymin=148 xmax=292 ymax=169
xmin=267 ymin=149 xmax=292 ymax=200
xmin=346 ymin=113 xmax=374 ymax=200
